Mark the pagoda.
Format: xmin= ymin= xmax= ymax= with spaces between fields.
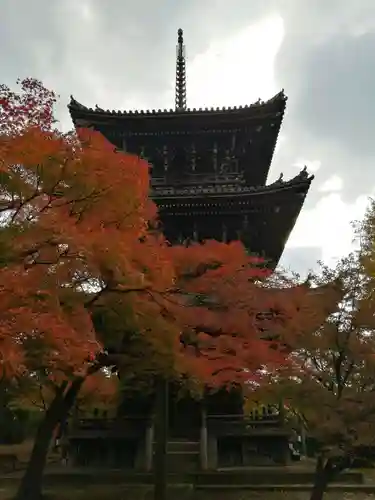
xmin=66 ymin=29 xmax=314 ymax=471
xmin=68 ymin=28 xmax=312 ymax=268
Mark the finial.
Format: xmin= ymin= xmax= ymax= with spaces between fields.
xmin=175 ymin=28 xmax=187 ymax=111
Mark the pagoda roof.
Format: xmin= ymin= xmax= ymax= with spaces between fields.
xmin=68 ymin=29 xmax=288 ymax=188
xmin=156 ymin=170 xmax=313 ymax=268
xmin=68 ymin=90 xmax=287 ymax=188
xmin=68 ymin=90 xmax=287 ymax=125
xmin=152 ymin=169 xmax=313 ymax=202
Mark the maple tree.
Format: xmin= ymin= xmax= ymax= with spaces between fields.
xmin=0 ymin=78 xmax=166 ymax=500
xmin=255 ymin=241 xmax=375 ymax=500
xmin=125 ymin=242 xmax=302 ymax=500
xmin=144 ymin=245 xmax=349 ymax=500
xmin=88 ymin=236 xmax=302 ymax=391
xmin=162 ymin=243 xmax=288 ymax=384
xmin=10 ymin=370 xmax=119 ymax=416
xmin=0 ymin=78 xmax=309 ymax=500
xmin=358 ymin=197 xmax=375 ymax=277
xmin=0 ymin=379 xmax=33 ymax=444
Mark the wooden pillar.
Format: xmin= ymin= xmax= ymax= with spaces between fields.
xmin=145 ymin=420 xmax=154 ymax=471
xmin=280 ymin=439 xmax=290 ymax=465
xmin=222 ymin=223 xmax=227 ymax=243
xmin=207 ymin=434 xmax=218 ymax=469
xmin=200 ymin=404 xmax=208 ymax=470
xmin=193 ymin=223 xmax=198 ymax=242
xmin=154 ymin=377 xmax=169 ymax=500
xmin=278 ymin=399 xmax=289 ymax=465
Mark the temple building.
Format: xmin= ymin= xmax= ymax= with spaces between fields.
xmin=66 ymin=29 xmax=315 ymax=471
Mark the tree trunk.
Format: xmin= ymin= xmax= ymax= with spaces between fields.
xmin=310 ymin=456 xmax=335 ymax=500
xmin=310 ymin=473 xmax=329 ymax=500
xmin=153 ymin=377 xmax=169 ymax=500
xmin=15 ymin=378 xmax=84 ymax=500
xmin=310 ymin=454 xmax=350 ymax=500
xmin=310 ymin=456 xmax=328 ymax=500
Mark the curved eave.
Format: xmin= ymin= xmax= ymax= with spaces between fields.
xmin=68 ymin=90 xmax=287 ymax=125
xmin=68 ymin=91 xmax=287 ymax=187
xmin=156 ymin=173 xmax=313 ymax=270
xmin=153 ymin=173 xmax=313 ymax=204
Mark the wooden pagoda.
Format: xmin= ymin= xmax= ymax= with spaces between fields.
xmin=66 ymin=29 xmax=315 ymax=471
xmin=68 ymin=29 xmax=313 ymax=268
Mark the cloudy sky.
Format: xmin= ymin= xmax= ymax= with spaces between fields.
xmin=1 ymin=0 xmax=374 ymax=277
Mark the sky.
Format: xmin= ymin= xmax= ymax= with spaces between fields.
xmin=1 ymin=0 xmax=374 ymax=277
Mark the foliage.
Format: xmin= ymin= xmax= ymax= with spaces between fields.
xmin=256 ymin=211 xmax=375 ymax=500
xmin=163 ymin=242 xmax=292 ymax=386
xmin=9 ymin=370 xmax=119 ymax=415
xmin=0 ymin=379 xmax=33 ymax=443
xmin=0 ymin=78 xmax=158 ymax=383
xmin=0 ymin=78 xmax=162 ymax=500
xmin=0 ymin=78 xmax=308 ymax=398
xmin=0 ymin=78 xmax=312 ymax=500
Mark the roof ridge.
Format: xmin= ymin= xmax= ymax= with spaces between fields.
xmin=68 ymin=90 xmax=287 ymax=117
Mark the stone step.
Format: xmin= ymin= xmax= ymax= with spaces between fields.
xmin=152 ymin=440 xmax=200 ymax=452
xmin=152 ymin=440 xmax=200 ymax=472
xmin=0 ymin=470 xmax=366 ymax=488
xmin=167 ymin=453 xmax=199 ymax=472
xmin=196 ymin=484 xmax=375 ymax=492
xmin=167 ymin=441 xmax=200 ymax=453
xmin=194 ymin=470 xmax=364 ymax=486
xmin=151 ymin=453 xmax=199 ymax=472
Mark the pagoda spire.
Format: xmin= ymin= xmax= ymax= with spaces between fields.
xmin=175 ymin=28 xmax=187 ymax=111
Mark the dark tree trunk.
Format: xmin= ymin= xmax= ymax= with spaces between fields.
xmin=15 ymin=378 xmax=84 ymax=500
xmin=310 ymin=454 xmax=348 ymax=500
xmin=153 ymin=377 xmax=169 ymax=500
xmin=310 ymin=474 xmax=329 ymax=500
xmin=310 ymin=456 xmax=330 ymax=500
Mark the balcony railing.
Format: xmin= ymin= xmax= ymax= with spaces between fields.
xmin=151 ymin=172 xmax=245 ymax=187
xmin=68 ymin=411 xmax=286 ymax=440
xmin=68 ymin=416 xmax=151 ymax=439
xmin=206 ymin=413 xmax=287 ymax=436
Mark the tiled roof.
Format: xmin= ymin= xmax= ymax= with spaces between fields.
xmin=151 ymin=170 xmax=314 ymax=199
xmin=68 ymin=90 xmax=287 ymax=120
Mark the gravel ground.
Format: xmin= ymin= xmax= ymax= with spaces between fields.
xmin=1 ymin=487 xmax=375 ymax=500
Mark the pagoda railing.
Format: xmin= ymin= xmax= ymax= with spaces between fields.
xmin=206 ymin=412 xmax=287 ymax=437
xmin=208 ymin=414 xmax=282 ymax=426
xmin=151 ymin=184 xmax=253 ymax=197
xmin=71 ymin=412 xmax=282 ymax=430
xmin=151 ymin=173 xmax=245 ymax=187
xmin=178 ymin=173 xmax=245 ymax=185
xmin=68 ymin=416 xmax=151 ymax=439
xmin=150 ymin=170 xmax=310 ymax=196
xmin=71 ymin=416 xmax=151 ymax=428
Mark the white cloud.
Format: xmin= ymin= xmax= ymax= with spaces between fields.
xmin=6 ymin=1 xmax=367 ymax=277
xmin=187 ymin=16 xmax=284 ymax=108
xmin=273 ymin=133 xmax=286 ymax=156
xmin=287 ymin=192 xmax=370 ymax=266
xmin=278 ymin=246 xmax=322 ymax=277
xmin=186 ymin=18 xmax=368 ymax=274
xmin=293 ymin=158 xmax=321 ymax=173
xmin=319 ymin=174 xmax=343 ymax=193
